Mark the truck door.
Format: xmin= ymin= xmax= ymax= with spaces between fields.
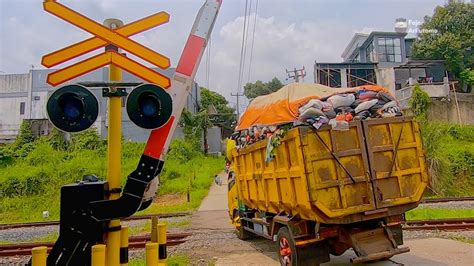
xmin=301 ymin=122 xmax=377 ymax=219
xmin=362 ymin=117 xmax=428 ymax=209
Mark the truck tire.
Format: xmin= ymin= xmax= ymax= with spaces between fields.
xmin=233 ymin=210 xmax=252 ymax=240
xmin=236 ymin=224 xmax=253 ymax=240
xmin=276 ymin=227 xmax=317 ymax=266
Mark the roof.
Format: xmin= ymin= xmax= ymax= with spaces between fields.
xmin=395 ymin=59 xmax=446 ymax=69
xmin=359 ymin=31 xmax=407 ymax=50
xmin=341 ymin=33 xmax=369 ymax=59
xmin=315 ymin=62 xmax=377 ymax=69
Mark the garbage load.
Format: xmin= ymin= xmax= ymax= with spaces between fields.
xmin=232 ymin=83 xmax=402 ymax=159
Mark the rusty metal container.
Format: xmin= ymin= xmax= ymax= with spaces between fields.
xmin=232 ymin=117 xmax=428 ymax=224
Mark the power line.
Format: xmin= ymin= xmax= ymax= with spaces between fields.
xmin=231 ymin=92 xmax=245 ymax=119
xmin=236 ymin=0 xmax=252 ymax=121
xmin=237 ymin=0 xmax=249 ymax=95
xmin=247 ymin=0 xmax=259 ymax=83
xmin=241 ymin=0 xmax=252 ymax=87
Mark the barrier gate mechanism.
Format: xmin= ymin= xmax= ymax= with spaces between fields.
xmin=38 ymin=0 xmax=222 ymax=265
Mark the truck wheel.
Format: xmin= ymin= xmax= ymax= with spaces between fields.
xmin=276 ymin=227 xmax=316 ymax=266
xmin=234 ymin=210 xmax=252 ymax=240
xmin=236 ymin=224 xmax=252 ymax=240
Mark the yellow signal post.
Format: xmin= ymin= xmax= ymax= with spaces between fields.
xmin=146 ymin=242 xmax=159 ymax=266
xmin=120 ymin=226 xmax=129 ymax=266
xmin=157 ymin=223 xmax=167 ymax=264
xmin=31 ymin=246 xmax=47 ymax=266
xmin=104 ymin=18 xmax=124 ymax=266
xmin=91 ymin=244 xmax=106 ymax=266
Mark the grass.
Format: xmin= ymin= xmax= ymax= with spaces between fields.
xmin=128 ymin=217 xmax=192 ymax=236
xmin=421 ymin=123 xmax=474 ymax=197
xmin=0 ymin=130 xmax=224 ymax=224
xmin=405 ymin=207 xmax=474 ymax=220
xmin=129 ymin=255 xmax=189 ymax=266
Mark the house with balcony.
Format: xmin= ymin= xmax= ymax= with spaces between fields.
xmin=314 ymin=31 xmax=451 ymax=108
xmin=314 ymin=30 xmax=474 ymax=124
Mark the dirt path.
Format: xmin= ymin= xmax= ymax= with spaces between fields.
xmin=176 ymin=172 xmax=474 ymax=265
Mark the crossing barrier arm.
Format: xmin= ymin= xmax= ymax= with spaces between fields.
xmin=88 ymin=0 xmax=223 ymax=220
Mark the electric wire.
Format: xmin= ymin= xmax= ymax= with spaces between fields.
xmin=247 ymin=0 xmax=259 ymax=83
xmin=241 ymin=1 xmax=252 ymax=87
xmin=237 ymin=0 xmax=249 ymax=95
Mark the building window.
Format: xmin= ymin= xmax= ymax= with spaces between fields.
xmin=377 ymin=37 xmax=402 ymax=62
xmin=347 ymin=69 xmax=377 ymax=87
xmin=365 ymin=41 xmax=376 ymax=62
xmin=350 ymin=52 xmax=360 ymax=63
xmin=20 ymin=102 xmax=25 ymax=115
xmin=318 ymin=68 xmax=341 ymax=88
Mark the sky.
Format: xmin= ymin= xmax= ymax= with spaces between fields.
xmin=0 ymin=0 xmax=447 ymax=108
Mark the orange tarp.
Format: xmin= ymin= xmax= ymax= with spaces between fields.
xmin=237 ymin=83 xmax=390 ymax=130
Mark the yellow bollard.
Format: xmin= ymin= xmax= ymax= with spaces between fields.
xmin=91 ymin=244 xmax=106 ymax=266
xmin=31 ymin=246 xmax=47 ymax=266
xmin=145 ymin=242 xmax=159 ymax=266
xmin=157 ymin=223 xmax=167 ymax=264
xmin=120 ymin=226 xmax=129 ymax=266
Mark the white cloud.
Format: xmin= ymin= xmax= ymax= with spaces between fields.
xmin=196 ymin=14 xmax=354 ymax=105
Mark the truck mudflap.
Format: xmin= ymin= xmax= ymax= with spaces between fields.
xmin=349 ymin=227 xmax=409 ymax=263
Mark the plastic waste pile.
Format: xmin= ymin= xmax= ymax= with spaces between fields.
xmin=299 ymin=90 xmax=401 ymax=131
xmin=231 ymin=85 xmax=402 ymax=161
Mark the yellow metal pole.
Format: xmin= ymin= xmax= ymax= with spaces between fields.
xmin=151 ymin=217 xmax=158 ymax=243
xmin=104 ymin=18 xmax=124 ymax=266
xmin=145 ymin=242 xmax=159 ymax=266
xmin=31 ymin=246 xmax=47 ymax=266
xmin=157 ymin=223 xmax=167 ymax=265
xmin=91 ymin=244 xmax=106 ymax=266
xmin=120 ymin=226 xmax=129 ymax=266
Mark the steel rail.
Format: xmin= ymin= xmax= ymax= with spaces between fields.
xmin=0 ymin=232 xmax=191 ymax=257
xmin=0 ymin=212 xmax=191 ymax=230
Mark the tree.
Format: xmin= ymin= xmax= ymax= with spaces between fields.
xmin=200 ymin=87 xmax=236 ymax=131
xmin=179 ymin=109 xmax=212 ymax=152
xmin=412 ymin=1 xmax=474 ymax=88
xmin=243 ymin=77 xmax=284 ymax=99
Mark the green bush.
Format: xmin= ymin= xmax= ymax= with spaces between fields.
xmin=409 ymin=84 xmax=431 ymax=123
xmin=14 ymin=120 xmax=35 ymax=147
xmin=168 ymin=139 xmax=199 ymax=164
xmin=71 ymin=128 xmax=106 ymax=151
xmin=421 ymin=122 xmax=474 ymax=196
xmin=0 ymin=128 xmax=224 ymax=223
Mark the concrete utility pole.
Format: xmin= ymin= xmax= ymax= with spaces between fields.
xmin=231 ymin=92 xmax=244 ymax=119
xmin=286 ymin=66 xmax=306 ymax=83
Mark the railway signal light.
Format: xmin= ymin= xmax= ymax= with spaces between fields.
xmin=47 ymin=84 xmax=99 ymax=132
xmin=126 ymin=84 xmax=172 ymax=129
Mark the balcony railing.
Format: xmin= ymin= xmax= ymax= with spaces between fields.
xmin=396 ymin=78 xmax=450 ymax=109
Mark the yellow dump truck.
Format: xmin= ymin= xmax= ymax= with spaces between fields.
xmin=227 ymin=117 xmax=428 ymax=265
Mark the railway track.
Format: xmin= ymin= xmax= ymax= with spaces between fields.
xmin=2 ymin=197 xmax=471 ymax=231
xmin=0 ymin=232 xmax=191 ymax=257
xmin=403 ymin=218 xmax=474 ymax=231
xmin=0 ymin=212 xmax=191 ymax=231
xmin=1 ymin=218 xmax=473 ymax=257
xmin=420 ymin=196 xmax=474 ymax=204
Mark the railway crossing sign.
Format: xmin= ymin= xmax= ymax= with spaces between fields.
xmin=41 ymin=0 xmax=171 ymax=87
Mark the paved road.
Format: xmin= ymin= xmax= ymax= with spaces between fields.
xmin=189 ymin=172 xmax=474 ymax=265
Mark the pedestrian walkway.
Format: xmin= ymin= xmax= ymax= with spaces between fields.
xmin=191 ymin=172 xmax=233 ymax=230
xmin=190 ymin=172 xmax=279 ymax=265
